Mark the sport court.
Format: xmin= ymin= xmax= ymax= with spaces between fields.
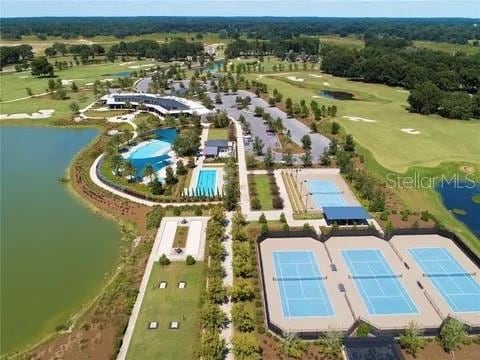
xmin=409 ymin=247 xmax=480 ymax=312
xmin=342 ymin=249 xmax=418 ymax=315
xmin=273 ymin=250 xmax=334 ymax=317
xmin=307 ymin=180 xmax=347 ymax=208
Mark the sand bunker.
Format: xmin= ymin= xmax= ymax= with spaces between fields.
xmin=128 ymin=63 xmax=155 ymax=69
xmin=342 ymin=116 xmax=377 ymax=123
xmin=0 ymin=109 xmax=55 ymax=120
xmin=18 ymin=75 xmax=31 ymax=79
xmin=286 ymin=76 xmax=304 ymax=82
xmin=309 ymin=74 xmax=323 ymax=78
xmin=401 ymin=128 xmax=421 ymax=135
xmin=61 ymin=79 xmax=84 ymax=85
xmin=323 ymin=82 xmax=331 ymax=86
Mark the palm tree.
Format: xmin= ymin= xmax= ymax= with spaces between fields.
xmin=143 ymin=164 xmax=155 ymax=182
xmin=110 ymin=154 xmax=124 ymax=176
xmin=123 ymin=161 xmax=137 ymax=182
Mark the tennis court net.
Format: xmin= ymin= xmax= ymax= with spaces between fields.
xmin=273 ymin=276 xmax=327 ymax=281
xmin=349 ymin=274 xmax=403 ymax=280
xmin=423 ymin=272 xmax=476 ymax=278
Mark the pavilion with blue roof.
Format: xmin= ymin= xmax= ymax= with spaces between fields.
xmin=323 ymin=206 xmax=370 ymax=225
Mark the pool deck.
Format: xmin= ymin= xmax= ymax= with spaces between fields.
xmin=326 ymin=236 xmax=443 ymax=331
xmin=294 ymin=168 xmax=360 ymax=211
xmin=391 ymin=234 xmax=480 ymax=327
xmin=260 ymin=237 xmax=355 ymax=333
xmin=189 ymin=166 xmax=224 ymax=194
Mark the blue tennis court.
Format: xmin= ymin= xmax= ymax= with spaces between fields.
xmin=409 ymin=247 xmax=480 ymax=312
xmin=307 ymin=180 xmax=347 ymax=208
xmin=273 ymin=251 xmax=334 ymax=317
xmin=342 ymin=249 xmax=418 ymax=315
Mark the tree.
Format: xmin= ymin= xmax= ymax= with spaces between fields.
xmin=69 ymin=102 xmax=80 ymax=114
xmin=301 ymin=151 xmax=312 ymax=167
xmin=231 ymin=303 xmax=255 ymax=332
xmin=408 ymin=81 xmax=443 ymax=115
xmin=207 ymin=276 xmax=227 ymax=304
xmin=232 ymin=333 xmax=261 ymax=360
xmin=159 ymin=254 xmax=171 ymax=265
xmin=26 ymin=87 xmax=33 ymax=96
xmin=123 ymin=161 xmax=136 ymax=181
xmin=230 ymin=279 xmax=255 ymax=302
xmin=264 ymin=147 xmax=274 ymax=168
xmin=200 ymin=330 xmax=226 ymax=360
xmin=331 ymin=122 xmax=340 ymax=135
xmin=356 ymin=323 xmax=370 ymax=337
xmin=176 ymin=160 xmax=187 ymax=175
xmin=282 ymin=152 xmax=294 ymax=167
xmin=149 ymin=178 xmax=164 ymax=195
xmin=317 ymin=329 xmax=343 ymax=359
xmin=201 ymin=302 xmax=228 ymax=331
xmin=344 ymin=134 xmax=355 ymax=152
xmin=320 ymin=149 xmax=332 ymax=166
xmin=399 ymin=321 xmax=425 ymax=357
xmin=110 ymin=154 xmax=124 ymax=175
xmin=143 ymin=164 xmax=155 ymax=182
xmin=440 ymin=318 xmax=467 ymax=356
xmin=165 ymin=166 xmax=177 ymax=185
xmin=30 ymin=56 xmax=54 ymax=77
xmin=71 ymin=81 xmax=79 ymax=92
xmin=252 ymin=136 xmax=264 ymax=156
xmin=172 ymin=130 xmax=201 ymax=156
xmin=282 ymin=332 xmax=307 ymax=359
xmin=301 ymin=134 xmax=311 ymax=150
xmin=258 ymin=213 xmax=267 ymax=223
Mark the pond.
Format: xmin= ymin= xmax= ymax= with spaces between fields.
xmin=437 ymin=181 xmax=480 ymax=238
xmin=318 ymin=90 xmax=355 ymax=100
xmin=107 ymin=71 xmax=134 ymax=78
xmin=0 ymin=126 xmax=122 ymax=355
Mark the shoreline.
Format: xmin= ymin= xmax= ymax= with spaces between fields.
xmin=2 ymin=122 xmax=145 ymax=359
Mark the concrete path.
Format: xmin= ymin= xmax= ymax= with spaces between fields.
xmin=89 ymin=154 xmax=221 ymax=207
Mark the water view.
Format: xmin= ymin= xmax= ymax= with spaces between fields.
xmin=0 ymin=126 xmax=122 ymax=355
xmin=437 ymin=182 xmax=480 ymax=238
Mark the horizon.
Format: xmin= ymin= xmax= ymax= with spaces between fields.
xmin=2 ymin=1 xmax=480 ymax=19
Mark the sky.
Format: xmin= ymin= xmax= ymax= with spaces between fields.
xmin=1 ymin=0 xmax=479 ymax=18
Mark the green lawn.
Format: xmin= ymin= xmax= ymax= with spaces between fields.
xmin=253 ymin=174 xmax=273 ymax=210
xmin=207 ymin=127 xmax=229 ymax=140
xmin=173 ymin=227 xmax=189 ymax=248
xmin=0 ymin=90 xmax=95 ymax=124
xmin=246 ymin=71 xmax=480 ymax=173
xmin=126 ymin=262 xmax=204 ymax=360
xmin=0 ymin=60 xmax=158 ymax=102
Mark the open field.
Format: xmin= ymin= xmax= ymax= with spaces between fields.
xmin=413 ymin=40 xmax=480 ymax=55
xmin=0 ymin=60 xmax=159 ymax=101
xmin=207 ymin=127 xmax=229 ymax=140
xmin=246 ymin=71 xmax=480 ymax=172
xmin=319 ymin=35 xmax=365 ymax=48
xmin=126 ymin=261 xmax=204 ymax=360
xmin=0 ymin=91 xmax=95 ymax=124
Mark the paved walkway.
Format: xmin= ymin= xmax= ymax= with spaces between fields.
xmin=221 ymin=212 xmax=234 ymax=360
xmin=89 ymin=154 xmax=221 ymax=207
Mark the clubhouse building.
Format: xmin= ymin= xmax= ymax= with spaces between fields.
xmin=101 ymin=93 xmax=212 ymax=117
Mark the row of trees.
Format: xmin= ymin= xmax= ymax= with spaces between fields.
xmin=3 ymin=17 xmax=479 ymax=44
xmin=225 ymin=37 xmax=319 ymax=59
xmin=0 ymin=44 xmax=33 ymax=69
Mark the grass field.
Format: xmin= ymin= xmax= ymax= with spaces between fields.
xmin=173 ymin=227 xmax=189 ymax=248
xmin=207 ymin=128 xmax=229 ymax=140
xmin=247 ymin=71 xmax=480 ymax=172
xmin=0 ymin=90 xmax=95 ymax=124
xmin=126 ymin=261 xmax=204 ymax=360
xmin=413 ymin=40 xmax=480 ymax=55
xmin=0 ymin=60 xmax=158 ymax=102
xmin=253 ymin=174 xmax=273 ymax=210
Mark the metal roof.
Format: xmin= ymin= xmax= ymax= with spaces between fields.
xmin=205 ymin=140 xmax=229 ymax=147
xmin=323 ymin=206 xmax=370 ymax=220
xmin=204 ymin=146 xmax=218 ymax=156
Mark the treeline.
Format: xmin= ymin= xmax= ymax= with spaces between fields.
xmin=225 ymin=37 xmax=319 ymax=59
xmin=320 ymin=42 xmax=480 ymax=119
xmin=2 ymin=17 xmax=479 ymax=44
xmin=0 ymin=44 xmax=33 ymax=68
xmin=107 ymin=38 xmax=204 ymax=62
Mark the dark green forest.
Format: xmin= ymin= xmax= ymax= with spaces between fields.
xmin=2 ymin=17 xmax=479 ymax=44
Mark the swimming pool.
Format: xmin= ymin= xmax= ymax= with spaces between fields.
xmin=124 ymin=128 xmax=177 ymax=178
xmin=196 ymin=169 xmax=218 ymax=196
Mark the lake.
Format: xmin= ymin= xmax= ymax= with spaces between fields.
xmin=0 ymin=126 xmax=122 ymax=355
xmin=318 ymin=90 xmax=355 ymax=100
xmin=437 ymin=181 xmax=480 ymax=238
